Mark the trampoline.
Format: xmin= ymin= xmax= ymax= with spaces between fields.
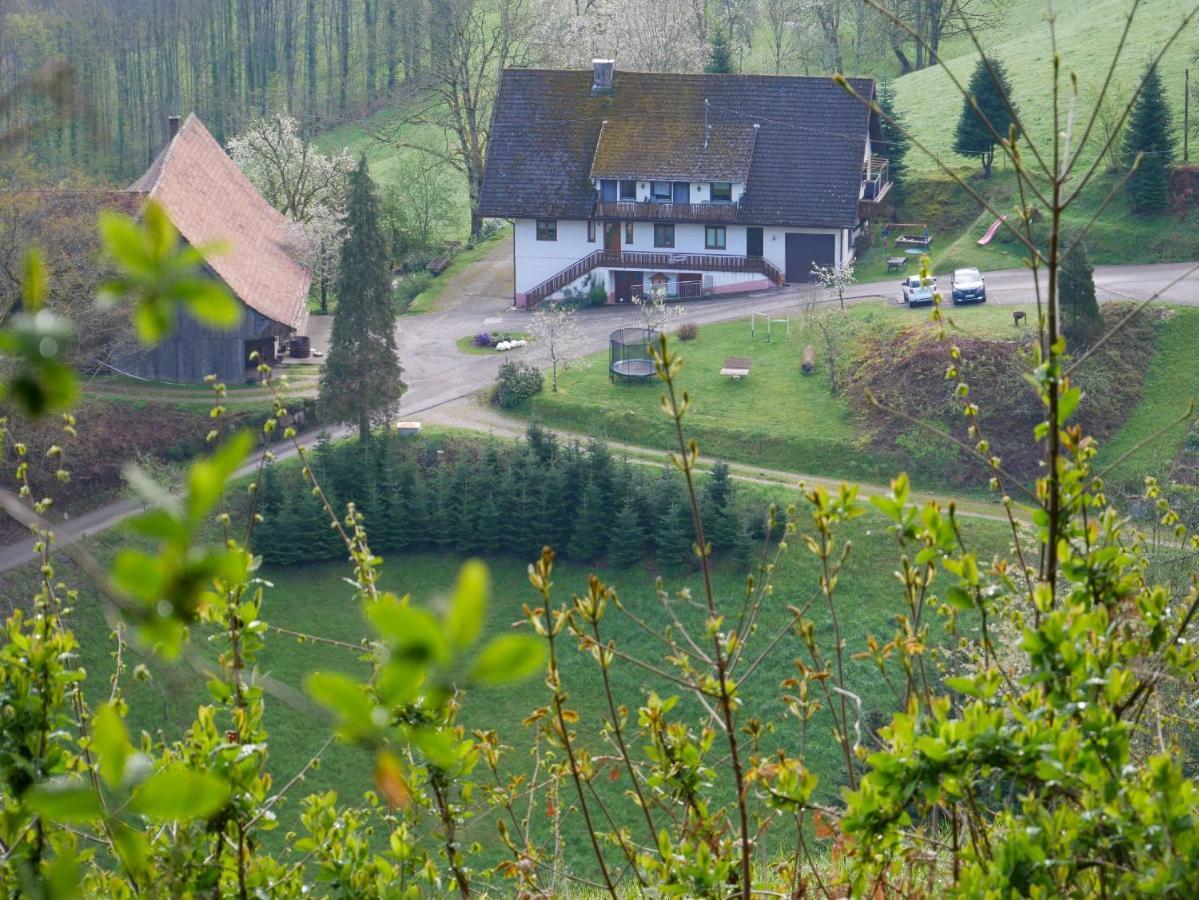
xmin=610 ymin=326 xmax=659 ymax=383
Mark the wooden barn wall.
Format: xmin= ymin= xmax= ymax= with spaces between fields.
xmin=117 ymin=303 xmax=278 ymax=383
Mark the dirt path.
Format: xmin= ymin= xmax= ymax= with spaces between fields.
xmin=5 ymin=246 xmax=1196 ymax=574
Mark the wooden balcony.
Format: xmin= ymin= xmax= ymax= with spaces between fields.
xmin=593 ymin=199 xmax=741 ymax=223
xmin=858 ymin=156 xmax=892 ymax=219
xmin=524 ymin=248 xmax=783 ymax=306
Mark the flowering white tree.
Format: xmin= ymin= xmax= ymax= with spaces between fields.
xmin=810 ymin=262 xmax=856 ymax=311
xmin=530 ymin=303 xmax=587 ymax=392
xmin=229 ymin=114 xmax=354 ymax=313
xmin=631 ymin=286 xmax=686 ymax=333
xmin=530 ymin=0 xmax=704 ymax=72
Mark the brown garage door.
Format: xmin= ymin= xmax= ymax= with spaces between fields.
xmin=784 ymin=233 xmax=836 ymax=283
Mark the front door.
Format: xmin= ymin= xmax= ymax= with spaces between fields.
xmin=604 ymin=222 xmax=621 ymax=254
xmin=747 ymin=227 xmax=763 ymax=258
xmin=784 ymin=233 xmax=836 ymax=283
xmin=613 ymin=271 xmax=640 ymax=303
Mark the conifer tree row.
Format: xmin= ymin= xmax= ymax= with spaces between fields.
xmin=255 ymin=428 xmax=756 ymax=570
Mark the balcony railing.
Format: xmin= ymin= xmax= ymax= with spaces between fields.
xmin=858 ymin=155 xmax=892 ymax=219
xmin=593 ymin=199 xmax=741 ymax=222
xmin=524 ymin=249 xmax=783 ymax=306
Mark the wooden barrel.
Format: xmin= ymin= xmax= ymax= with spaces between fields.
xmin=290 ymin=335 xmax=311 ymax=358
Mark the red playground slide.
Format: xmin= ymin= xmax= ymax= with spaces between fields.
xmin=977 ymin=215 xmax=1008 ymax=245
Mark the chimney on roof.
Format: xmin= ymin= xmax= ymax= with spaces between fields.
xmin=591 ymin=59 xmax=614 ymax=95
xmin=168 ymin=115 xmax=181 ymax=140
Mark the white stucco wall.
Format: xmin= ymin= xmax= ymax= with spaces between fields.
xmin=761 ymin=226 xmax=849 ymax=273
xmin=513 ymin=217 xmax=600 ymax=294
xmin=514 ymin=217 xmax=852 ymax=302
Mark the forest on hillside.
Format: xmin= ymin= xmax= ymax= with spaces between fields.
xmin=0 ymin=0 xmax=999 ymax=183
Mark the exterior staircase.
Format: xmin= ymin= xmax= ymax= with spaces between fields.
xmin=525 ymin=250 xmax=785 ymax=306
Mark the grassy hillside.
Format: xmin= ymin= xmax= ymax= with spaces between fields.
xmin=877 ymin=0 xmax=1199 ymax=269
xmin=39 ymin=499 xmax=1014 ymax=869
xmin=315 ymin=106 xmax=473 ymax=240
xmin=894 ymin=0 xmax=1197 ymax=176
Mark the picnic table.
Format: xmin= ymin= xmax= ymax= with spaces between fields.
xmin=886 ymin=256 xmax=908 ymax=272
xmin=720 ymin=356 xmax=752 ymax=379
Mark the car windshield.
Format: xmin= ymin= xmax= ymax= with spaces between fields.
xmin=956 ymin=268 xmax=982 ymax=281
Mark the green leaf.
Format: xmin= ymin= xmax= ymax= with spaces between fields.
xmin=22 ymin=248 xmax=47 ymax=311
xmin=127 ymin=767 xmax=230 ymax=820
xmin=306 ymin=671 xmax=376 ymax=738
xmin=1057 ymin=385 xmax=1083 ymax=424
xmin=24 ymin=778 xmax=103 ymax=822
xmin=92 ymin=704 xmax=131 ymax=789
xmin=944 ymin=675 xmax=984 ymax=697
xmin=99 ymin=212 xmax=151 ymax=274
xmin=469 ymin=634 xmax=546 ymax=685
xmin=445 ymin=560 xmax=489 ymax=650
xmin=110 ymin=549 xmax=165 ymax=604
xmin=182 ymin=281 xmax=242 ymax=330
xmin=186 ymin=431 xmax=254 ymax=522
xmin=946 ymin=585 xmax=974 ymax=610
xmin=367 ymin=595 xmax=449 ymax=666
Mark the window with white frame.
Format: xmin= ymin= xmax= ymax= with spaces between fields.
xmin=651 ymin=181 xmax=672 ymax=202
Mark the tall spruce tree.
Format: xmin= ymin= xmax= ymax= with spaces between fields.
xmin=319 ymin=155 xmax=404 ymax=442
xmin=609 ymin=494 xmax=646 ymax=569
xmin=876 ymin=79 xmax=911 ymax=203
xmin=1059 ymin=237 xmax=1103 ymax=345
xmin=705 ymin=27 xmax=735 ymax=74
xmin=1123 ymin=63 xmax=1176 ymax=215
xmin=953 ymin=58 xmax=1017 ymax=178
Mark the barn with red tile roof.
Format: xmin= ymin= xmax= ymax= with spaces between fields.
xmin=120 ymin=114 xmax=311 ymax=382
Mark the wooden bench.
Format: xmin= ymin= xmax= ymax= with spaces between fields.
xmin=886 ymin=256 xmax=908 ymax=272
xmin=427 ymin=255 xmax=451 ymax=275
xmin=802 ymin=345 xmax=815 ymax=375
xmin=720 ymin=356 xmax=752 ymax=379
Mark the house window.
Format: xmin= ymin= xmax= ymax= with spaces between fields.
xmin=705 ymin=224 xmax=726 ymax=250
xmin=600 ymin=180 xmax=617 ymax=202
xmin=619 ymin=180 xmax=637 ymax=201
xmin=651 ymin=181 xmax=672 ymax=202
xmin=625 ymin=222 xmax=635 ymax=244
xmin=654 ymin=223 xmax=675 ymax=248
xmin=711 ymin=182 xmax=733 ymax=203
xmin=587 ymin=220 xmax=596 ymax=242
xmin=536 ymin=219 xmax=557 ymax=241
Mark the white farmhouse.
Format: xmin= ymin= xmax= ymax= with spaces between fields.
xmin=480 ymin=61 xmax=891 ymax=308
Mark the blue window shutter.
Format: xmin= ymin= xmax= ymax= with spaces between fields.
xmin=673 ymin=181 xmax=690 ymax=203
xmin=601 ymin=180 xmax=617 ymax=201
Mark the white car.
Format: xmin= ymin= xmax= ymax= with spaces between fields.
xmin=900 ymin=274 xmax=937 ymax=307
xmin=951 ymin=267 xmax=987 ymax=304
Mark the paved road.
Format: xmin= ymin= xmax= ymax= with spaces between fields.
xmin=1 ymin=242 xmax=1196 ymax=575
xmin=394 ymin=248 xmax=1199 ymax=418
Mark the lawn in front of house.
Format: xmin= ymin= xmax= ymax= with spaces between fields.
xmin=524 ymin=301 xmax=1038 ymax=485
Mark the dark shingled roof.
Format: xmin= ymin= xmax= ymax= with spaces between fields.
xmin=481 ymin=69 xmax=877 ymax=228
xmin=590 ymin=120 xmax=757 ymax=182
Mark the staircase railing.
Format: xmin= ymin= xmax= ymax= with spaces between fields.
xmin=525 ymin=248 xmax=787 ymax=305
